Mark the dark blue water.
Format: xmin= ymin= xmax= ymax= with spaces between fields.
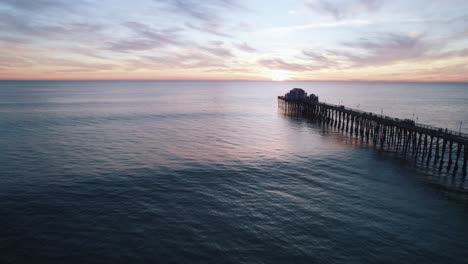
xmin=1 ymin=81 xmax=468 ymax=263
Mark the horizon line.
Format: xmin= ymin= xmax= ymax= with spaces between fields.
xmin=1 ymin=79 xmax=468 ymax=83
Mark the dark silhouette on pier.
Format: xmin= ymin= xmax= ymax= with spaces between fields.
xmin=278 ymin=88 xmax=468 ymax=182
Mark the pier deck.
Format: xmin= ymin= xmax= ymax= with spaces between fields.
xmin=278 ymin=95 xmax=468 ymax=179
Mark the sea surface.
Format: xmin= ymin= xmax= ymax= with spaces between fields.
xmin=1 ymin=81 xmax=468 ymax=264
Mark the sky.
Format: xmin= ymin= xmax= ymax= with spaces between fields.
xmin=1 ymin=0 xmax=468 ymax=81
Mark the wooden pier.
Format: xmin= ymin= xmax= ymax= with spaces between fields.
xmin=278 ymin=93 xmax=468 ymax=180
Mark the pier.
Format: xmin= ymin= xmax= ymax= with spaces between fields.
xmin=278 ymin=89 xmax=468 ymax=180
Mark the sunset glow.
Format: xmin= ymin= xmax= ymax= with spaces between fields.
xmin=1 ymin=0 xmax=468 ymax=81
xmin=271 ymin=70 xmax=291 ymax=81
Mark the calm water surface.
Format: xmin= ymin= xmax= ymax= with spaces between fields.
xmin=1 ymin=81 xmax=468 ymax=263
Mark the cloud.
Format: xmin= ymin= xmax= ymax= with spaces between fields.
xmin=306 ymin=0 xmax=383 ymax=20
xmin=108 ymin=21 xmax=236 ymax=58
xmin=48 ymin=64 xmax=115 ymax=73
xmin=299 ymin=32 xmax=466 ymax=69
xmin=119 ymin=39 xmax=236 ymax=70
xmin=288 ymin=10 xmax=304 ymax=15
xmin=0 ymin=55 xmax=31 ymax=68
xmin=0 ymin=53 xmax=116 ymax=73
xmin=0 ymin=0 xmax=85 ymax=11
xmin=65 ymin=46 xmax=109 ymax=60
xmin=258 ymin=58 xmax=322 ymax=71
xmin=160 ymin=0 xmax=239 ymax=22
xmin=301 ymin=50 xmax=339 ymax=67
xmin=263 ymin=19 xmax=370 ymax=34
xmin=338 ymin=33 xmax=430 ymax=66
xmin=156 ymin=0 xmax=242 ymax=37
xmin=0 ymin=11 xmax=104 ymax=42
xmin=294 ymin=30 xmax=468 ymax=76
xmin=108 ymin=22 xmax=183 ymax=52
xmin=359 ymin=0 xmax=382 ymax=11
xmin=203 ymin=66 xmax=258 ymax=74
xmin=126 ymin=52 xmax=227 ymax=70
xmin=185 ymin=22 xmax=232 ymax=38
xmin=235 ymin=42 xmax=258 ymax=52
xmin=196 ymin=43 xmax=233 ymax=57
xmin=259 ymin=49 xmax=343 ymax=72
xmin=0 ymin=35 xmax=30 ymax=45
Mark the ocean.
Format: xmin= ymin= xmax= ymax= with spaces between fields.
xmin=1 ymin=81 xmax=468 ymax=263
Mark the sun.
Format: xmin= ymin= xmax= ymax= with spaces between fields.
xmin=271 ymin=70 xmax=290 ymax=81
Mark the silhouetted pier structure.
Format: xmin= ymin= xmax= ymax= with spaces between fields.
xmin=278 ymin=89 xmax=468 ymax=179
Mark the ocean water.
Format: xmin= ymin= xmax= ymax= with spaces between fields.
xmin=1 ymin=80 xmax=468 ymax=264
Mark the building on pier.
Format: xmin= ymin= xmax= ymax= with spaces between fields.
xmin=308 ymin=93 xmax=319 ymax=103
xmin=285 ymin=88 xmax=307 ymax=100
xmin=284 ymin=88 xmax=319 ymax=103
